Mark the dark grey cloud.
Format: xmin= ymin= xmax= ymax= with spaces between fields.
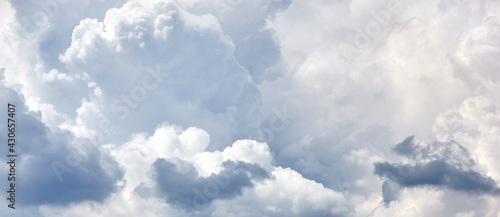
xmin=0 ymin=80 xmax=123 ymax=207
xmin=145 ymin=158 xmax=270 ymax=210
xmin=374 ymin=136 xmax=500 ymax=205
xmin=17 ymin=130 xmax=124 ymax=206
xmin=374 ymin=160 xmax=500 ymax=195
xmin=381 ymin=180 xmax=400 ymax=205
xmin=55 ymin=1 xmax=265 ymax=149
xmin=391 ymin=135 xmax=416 ymax=157
xmin=391 ymin=136 xmax=475 ymax=168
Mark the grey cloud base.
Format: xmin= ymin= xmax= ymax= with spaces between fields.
xmin=145 ymin=159 xmax=270 ymax=210
xmin=374 ymin=136 xmax=500 ymax=205
xmin=0 ymin=80 xmax=123 ymax=207
xmin=375 ymin=161 xmax=500 ymax=195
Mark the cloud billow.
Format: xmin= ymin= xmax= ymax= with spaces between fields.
xmin=374 ymin=160 xmax=500 ymax=195
xmin=58 ymin=1 xmax=263 ymax=148
xmin=145 ymin=158 xmax=270 ymax=210
xmin=3 ymin=0 xmax=500 ymax=215
xmin=374 ymin=136 xmax=500 ymax=204
xmin=0 ymin=81 xmax=123 ymax=207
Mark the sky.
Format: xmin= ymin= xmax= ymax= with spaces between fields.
xmin=0 ymin=0 xmax=500 ymax=216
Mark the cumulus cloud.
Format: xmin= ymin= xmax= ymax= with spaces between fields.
xmin=54 ymin=0 xmax=264 ymax=148
xmin=210 ymin=166 xmax=353 ymax=217
xmin=2 ymin=0 xmax=500 ymax=216
xmin=0 ymin=71 xmax=123 ymax=208
xmin=452 ymin=17 xmax=500 ymax=96
xmin=35 ymin=124 xmax=350 ymax=216
xmin=433 ymin=96 xmax=500 ymax=182
xmin=374 ymin=136 xmax=500 ymax=205
xmin=375 ymin=161 xmax=500 ymax=195
xmin=174 ymin=0 xmax=291 ymax=83
xmin=149 ymin=158 xmax=270 ymax=210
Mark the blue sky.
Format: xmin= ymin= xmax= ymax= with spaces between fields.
xmin=1 ymin=0 xmax=500 ymax=216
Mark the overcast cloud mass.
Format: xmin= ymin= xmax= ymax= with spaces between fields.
xmin=1 ymin=0 xmax=500 ymax=216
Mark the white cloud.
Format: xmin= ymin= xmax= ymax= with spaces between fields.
xmin=1 ymin=0 xmax=500 ymax=216
xmin=433 ymin=96 xmax=500 ymax=182
xmin=210 ymin=167 xmax=352 ymax=217
xmin=36 ymin=123 xmax=350 ymax=216
xmin=56 ymin=0 xmax=263 ymax=148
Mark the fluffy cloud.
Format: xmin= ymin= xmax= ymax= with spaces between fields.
xmin=210 ymin=167 xmax=352 ymax=217
xmin=56 ymin=0 xmax=263 ymax=148
xmin=2 ymin=0 xmax=500 ymax=216
xmin=452 ymin=17 xmax=500 ymax=96
xmin=375 ymin=160 xmax=500 ymax=194
xmin=374 ymin=136 xmax=500 ymax=210
xmin=173 ymin=0 xmax=291 ymax=83
xmin=36 ymin=124 xmax=350 ymax=216
xmin=0 ymin=72 xmax=123 ymax=209
xmin=150 ymin=159 xmax=270 ymax=209
xmin=433 ymin=96 xmax=500 ymax=182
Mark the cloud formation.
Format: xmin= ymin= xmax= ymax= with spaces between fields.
xmin=57 ymin=0 xmax=263 ymax=148
xmin=1 ymin=0 xmax=500 ymax=216
xmin=150 ymin=159 xmax=270 ymax=210
xmin=0 ymin=72 xmax=123 ymax=208
xmin=374 ymin=136 xmax=500 ymax=205
xmin=34 ymin=124 xmax=351 ymax=216
xmin=375 ymin=161 xmax=500 ymax=195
